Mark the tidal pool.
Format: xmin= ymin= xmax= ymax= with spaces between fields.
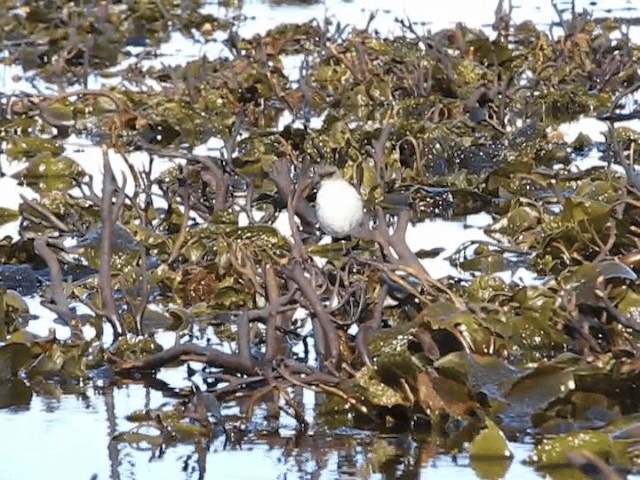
xmin=1 ymin=1 xmax=640 ymax=479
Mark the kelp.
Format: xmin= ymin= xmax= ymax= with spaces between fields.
xmin=1 ymin=1 xmax=640 ymax=478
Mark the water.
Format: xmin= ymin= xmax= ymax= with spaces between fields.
xmin=0 ymin=385 xmax=542 ymax=480
xmin=1 ymin=0 xmax=639 ymax=479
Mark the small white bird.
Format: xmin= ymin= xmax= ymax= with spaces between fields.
xmin=315 ymin=168 xmax=364 ymax=238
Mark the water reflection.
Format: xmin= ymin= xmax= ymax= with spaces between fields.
xmin=2 ymin=1 xmax=640 ymax=480
xmin=0 ymin=371 xmax=537 ymax=479
xmin=0 ymin=372 xmax=543 ymax=479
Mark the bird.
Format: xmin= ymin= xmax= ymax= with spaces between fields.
xmin=315 ymin=167 xmax=364 ymax=238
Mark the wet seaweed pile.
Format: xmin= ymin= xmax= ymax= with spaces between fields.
xmin=2 ymin=1 xmax=640 ymax=477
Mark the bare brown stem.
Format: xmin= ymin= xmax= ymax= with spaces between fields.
xmin=99 ymin=146 xmax=125 ymax=337
xmin=284 ymin=262 xmax=339 ymax=368
xmin=33 ymin=238 xmax=74 ymax=324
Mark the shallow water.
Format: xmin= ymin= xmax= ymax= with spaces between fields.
xmin=0 ymin=383 xmax=542 ymax=480
xmin=1 ymin=1 xmax=640 ymax=479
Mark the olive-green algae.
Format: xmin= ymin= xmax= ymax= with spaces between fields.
xmin=2 ymin=2 xmax=640 ymax=476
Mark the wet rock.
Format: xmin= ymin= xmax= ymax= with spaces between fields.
xmin=0 ymin=264 xmax=43 ymax=296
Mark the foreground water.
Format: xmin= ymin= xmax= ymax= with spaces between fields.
xmin=1 ymin=0 xmax=640 ymax=479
